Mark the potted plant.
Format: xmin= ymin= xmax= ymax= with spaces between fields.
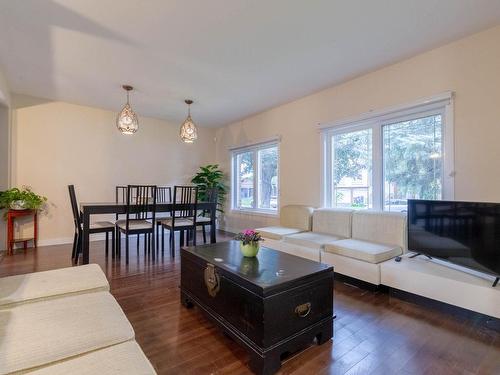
xmin=234 ymin=229 xmax=264 ymax=257
xmin=0 ymin=186 xmax=47 ymax=213
xmin=191 ymin=164 xmax=227 ymax=215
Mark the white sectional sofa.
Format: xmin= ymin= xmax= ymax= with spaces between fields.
xmin=0 ymin=265 xmax=156 ymax=374
xmin=257 ymin=206 xmax=407 ymax=285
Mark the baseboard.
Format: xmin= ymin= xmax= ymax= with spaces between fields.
xmin=12 ymin=233 xmax=108 ymax=249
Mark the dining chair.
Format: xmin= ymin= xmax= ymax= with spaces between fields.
xmin=160 ymin=186 xmax=198 ymax=257
xmin=195 ymin=187 xmax=218 ymax=244
xmin=154 ymin=186 xmax=172 ymax=250
xmin=115 ymin=185 xmax=128 ymax=221
xmin=68 ymin=185 xmax=115 ymax=263
xmin=115 ymin=185 xmax=157 ymax=264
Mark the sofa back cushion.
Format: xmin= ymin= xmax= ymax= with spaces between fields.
xmin=280 ymin=205 xmax=314 ymax=231
xmin=352 ymin=211 xmax=407 ymax=250
xmin=312 ymin=208 xmax=353 ymax=238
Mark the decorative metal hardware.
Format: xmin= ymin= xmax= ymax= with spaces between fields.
xmin=204 ymin=263 xmax=220 ymax=297
xmin=295 ymin=302 xmax=311 ymax=318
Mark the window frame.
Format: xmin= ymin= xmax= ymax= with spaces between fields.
xmin=321 ymin=93 xmax=454 ymax=210
xmin=231 ymin=140 xmax=280 ymax=215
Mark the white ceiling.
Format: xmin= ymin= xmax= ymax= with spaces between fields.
xmin=1 ymin=0 xmax=500 ymax=127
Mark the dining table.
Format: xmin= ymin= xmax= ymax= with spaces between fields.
xmin=79 ymin=201 xmax=217 ymax=264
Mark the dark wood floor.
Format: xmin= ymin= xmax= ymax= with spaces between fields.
xmin=1 ymin=232 xmax=499 ymax=375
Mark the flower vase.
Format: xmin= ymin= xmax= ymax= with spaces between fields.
xmin=240 ymin=242 xmax=260 ymax=257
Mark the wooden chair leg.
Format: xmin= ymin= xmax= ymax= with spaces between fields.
xmin=136 ymin=234 xmax=140 ymax=253
xmin=111 ymin=230 xmax=115 ymax=259
xmin=75 ymin=232 xmax=82 ymax=264
xmin=156 ymin=223 xmax=159 ymax=251
xmin=161 ymin=226 xmax=165 ymax=254
xmin=126 ymin=235 xmax=129 ymax=265
xmin=105 ymin=232 xmax=109 ymax=257
xmin=71 ymin=232 xmax=78 ymax=260
xmin=192 ymin=227 xmax=197 ymax=246
xmin=202 ymin=225 xmax=207 ymax=244
xmin=170 ymin=229 xmax=175 ymax=258
xmin=152 ymin=232 xmax=156 ymax=261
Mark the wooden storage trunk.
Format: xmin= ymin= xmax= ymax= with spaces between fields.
xmin=180 ymin=241 xmax=334 ymax=375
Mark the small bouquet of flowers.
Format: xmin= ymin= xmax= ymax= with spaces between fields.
xmin=234 ymin=229 xmax=263 ymax=257
xmin=234 ymin=229 xmax=263 ymax=245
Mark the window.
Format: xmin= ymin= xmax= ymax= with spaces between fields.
xmin=323 ymin=94 xmax=454 ymax=212
xmin=232 ymin=141 xmax=279 ymax=212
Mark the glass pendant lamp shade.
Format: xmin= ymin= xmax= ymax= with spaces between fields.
xmin=180 ymin=99 xmax=198 ymax=143
xmin=117 ymin=85 xmax=139 ymax=135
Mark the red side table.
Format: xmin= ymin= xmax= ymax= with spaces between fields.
xmin=7 ymin=209 xmax=38 ymax=255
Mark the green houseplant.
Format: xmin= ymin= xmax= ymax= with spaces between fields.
xmin=0 ymin=186 xmax=47 ymax=212
xmin=191 ymin=164 xmax=227 ymax=214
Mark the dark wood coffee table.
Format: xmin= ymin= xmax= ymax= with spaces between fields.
xmin=180 ymin=240 xmax=334 ymax=375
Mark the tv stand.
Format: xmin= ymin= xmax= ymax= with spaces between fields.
xmin=408 ymin=253 xmax=432 ymax=260
xmin=494 ymin=277 xmax=499 ymax=288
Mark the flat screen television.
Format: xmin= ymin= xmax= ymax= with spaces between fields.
xmin=407 ymin=199 xmax=500 ymax=279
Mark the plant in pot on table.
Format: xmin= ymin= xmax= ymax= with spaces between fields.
xmin=0 ymin=186 xmax=47 ymax=214
xmin=234 ymin=229 xmax=263 ymax=257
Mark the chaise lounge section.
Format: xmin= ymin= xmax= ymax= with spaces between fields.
xmin=0 ymin=264 xmax=156 ymax=374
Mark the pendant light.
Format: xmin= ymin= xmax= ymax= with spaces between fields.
xmin=116 ymin=85 xmax=139 ymax=135
xmin=180 ymin=99 xmax=198 ymax=143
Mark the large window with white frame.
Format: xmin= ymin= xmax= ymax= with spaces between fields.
xmin=322 ymin=94 xmax=454 ymax=212
xmin=232 ymin=141 xmax=279 ymax=212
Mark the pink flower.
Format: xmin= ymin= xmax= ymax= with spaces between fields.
xmin=243 ymin=229 xmax=256 ymax=236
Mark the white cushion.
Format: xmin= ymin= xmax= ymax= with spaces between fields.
xmin=160 ymin=218 xmax=194 ymax=227
xmin=312 ymin=208 xmax=353 ymax=237
xmin=352 ymin=211 xmax=407 ymax=250
xmin=0 ymin=264 xmax=109 ymax=308
xmin=284 ymin=231 xmax=345 ymax=250
xmin=280 ymin=205 xmax=314 ymax=231
xmin=0 ymin=292 xmax=135 ymax=374
xmin=324 ymin=238 xmax=402 ymax=264
xmin=196 ymin=216 xmax=211 ymax=224
xmin=28 ymin=341 xmax=156 ymax=375
xmin=255 ymin=226 xmax=304 ymax=240
xmin=116 ymin=219 xmax=153 ymax=230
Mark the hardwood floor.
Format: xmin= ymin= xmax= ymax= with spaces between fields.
xmin=1 ymin=232 xmax=499 ymax=375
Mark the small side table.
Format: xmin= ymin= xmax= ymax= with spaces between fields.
xmin=7 ymin=209 xmax=38 ymax=255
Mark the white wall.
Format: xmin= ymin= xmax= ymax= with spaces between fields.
xmin=0 ymin=67 xmax=10 ymax=250
xmin=216 ymin=25 xmax=500 ymax=233
xmin=11 ymin=99 xmax=216 ymax=245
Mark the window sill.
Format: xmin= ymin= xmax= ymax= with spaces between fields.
xmin=230 ymin=209 xmax=279 ymax=218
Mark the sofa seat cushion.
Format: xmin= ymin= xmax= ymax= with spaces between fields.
xmin=255 ymin=226 xmax=304 ymax=240
xmin=0 ymin=291 xmax=135 ymax=374
xmin=27 ymin=341 xmax=156 ymax=375
xmin=0 ymin=264 xmax=109 ymax=307
xmin=284 ymin=232 xmax=344 ymax=250
xmin=324 ymin=239 xmax=402 ymax=264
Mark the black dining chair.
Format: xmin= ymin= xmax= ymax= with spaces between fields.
xmin=195 ymin=187 xmax=218 ymax=244
xmin=154 ymin=186 xmax=172 ymax=250
xmin=115 ymin=185 xmax=157 ymax=264
xmin=160 ymin=186 xmax=198 ymax=257
xmin=115 ymin=185 xmax=128 ymax=221
xmin=68 ymin=185 xmax=115 ymax=263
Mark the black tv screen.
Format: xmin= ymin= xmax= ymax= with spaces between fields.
xmin=408 ymin=199 xmax=500 ymax=277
